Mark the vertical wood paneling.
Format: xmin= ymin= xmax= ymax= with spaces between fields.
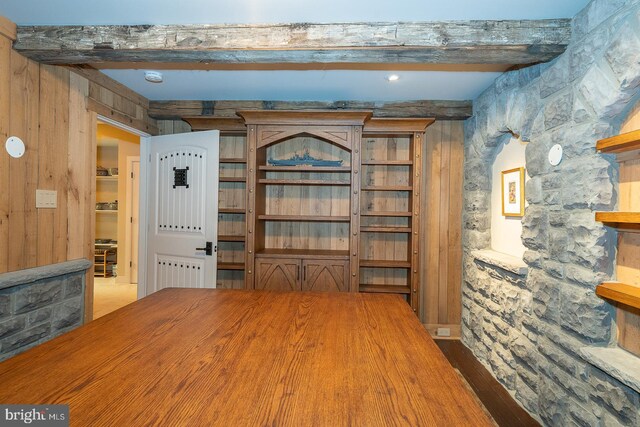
xmin=8 ymin=51 xmax=39 ymax=270
xmin=447 ymin=124 xmax=464 ymax=325
xmin=0 ymin=35 xmax=11 ymax=271
xmin=37 ymin=65 xmax=70 ymax=266
xmin=421 ymin=121 xmax=464 ymax=334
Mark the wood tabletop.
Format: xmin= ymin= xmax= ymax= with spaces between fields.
xmin=0 ymin=289 xmax=492 ymax=426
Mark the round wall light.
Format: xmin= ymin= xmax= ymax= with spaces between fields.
xmin=5 ymin=136 xmax=25 ymax=158
xmin=548 ymin=144 xmax=563 ymax=166
xmin=144 ymin=71 xmax=164 ymax=83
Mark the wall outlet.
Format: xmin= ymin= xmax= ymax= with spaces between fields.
xmin=436 ymin=327 xmax=451 ymax=337
xmin=36 ymin=190 xmax=57 ymax=208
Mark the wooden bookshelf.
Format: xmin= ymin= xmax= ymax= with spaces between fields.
xmin=596 ymin=129 xmax=640 ymax=153
xmin=217 ymin=262 xmax=245 ymax=271
xmin=359 ymin=259 xmax=412 ymax=268
xmin=258 ymin=215 xmax=350 ymax=222
xmin=217 ymin=235 xmax=245 ymax=242
xmin=361 ymin=185 xmax=413 ymax=191
xmin=360 ymin=226 xmax=412 ymax=233
xmin=219 ymin=208 xmax=246 ymax=214
xmin=258 ymin=165 xmax=350 ymax=172
xmin=220 ymin=177 xmax=247 ymax=182
xmin=359 ymin=284 xmax=411 ymax=294
xmin=361 ymin=211 xmax=413 ymax=217
xmin=220 ymin=158 xmax=247 ymax=163
xmin=258 ymin=179 xmax=350 ymax=186
xmin=596 ymin=282 xmax=640 ymax=310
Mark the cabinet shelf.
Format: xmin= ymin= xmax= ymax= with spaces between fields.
xmin=218 ymin=262 xmax=245 ymax=270
xmin=259 ymin=165 xmax=350 ymax=172
xmin=361 ymin=160 xmax=413 ymax=165
xmin=220 ymin=158 xmax=247 ymax=163
xmin=596 ymin=282 xmax=640 ymax=310
xmin=258 ymin=215 xmax=349 ymax=222
xmin=361 ymin=211 xmax=413 ymax=217
xmin=259 ymin=179 xmax=350 ymax=186
xmin=256 ymin=248 xmax=349 ymax=259
xmin=362 ymin=186 xmax=413 ymax=191
xmin=218 ymin=235 xmax=245 ymax=242
xmin=220 ymin=177 xmax=247 ymax=182
xmin=360 ymin=226 xmax=412 ymax=233
xmin=359 ymin=260 xmax=412 ymax=268
xmin=596 ymin=129 xmax=640 ymax=153
xmin=595 ymin=212 xmax=640 ymax=228
xmin=359 ymin=284 xmax=411 ymax=294
xmin=97 ymin=176 xmax=118 ymax=182
xmin=96 ymin=210 xmax=118 ymax=214
xmin=219 ymin=208 xmax=246 ymax=214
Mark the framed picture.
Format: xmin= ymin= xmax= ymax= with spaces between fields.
xmin=501 ymin=167 xmax=525 ymax=217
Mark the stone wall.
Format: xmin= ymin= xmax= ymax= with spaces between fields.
xmin=0 ymin=259 xmax=90 ymax=361
xmin=462 ymin=0 xmax=640 ymax=425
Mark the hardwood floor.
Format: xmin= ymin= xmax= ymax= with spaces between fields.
xmin=436 ymin=340 xmax=540 ymax=427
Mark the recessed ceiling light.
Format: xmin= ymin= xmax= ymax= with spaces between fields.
xmin=144 ymin=71 xmax=163 ymax=83
xmin=387 ymin=74 xmax=400 ymax=82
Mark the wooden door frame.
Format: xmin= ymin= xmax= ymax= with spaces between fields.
xmin=124 ymin=156 xmax=140 ymax=284
xmin=94 ymin=115 xmax=150 ymax=309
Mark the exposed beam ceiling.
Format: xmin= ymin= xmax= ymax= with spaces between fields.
xmin=14 ymin=20 xmax=571 ymax=66
xmin=148 ymin=100 xmax=472 ymax=121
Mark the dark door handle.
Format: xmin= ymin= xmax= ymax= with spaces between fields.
xmin=196 ymin=241 xmax=213 ymax=256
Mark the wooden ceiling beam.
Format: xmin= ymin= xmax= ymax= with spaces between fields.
xmin=14 ymin=20 xmax=570 ymax=65
xmin=149 ymin=100 xmax=472 ymax=121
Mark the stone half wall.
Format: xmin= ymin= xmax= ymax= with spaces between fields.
xmin=462 ymin=0 xmax=640 ymax=425
xmin=0 ymin=259 xmax=91 ymax=361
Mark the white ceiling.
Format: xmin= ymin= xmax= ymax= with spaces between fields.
xmin=0 ymin=0 xmax=591 ymax=103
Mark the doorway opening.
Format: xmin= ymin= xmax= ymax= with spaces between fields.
xmin=93 ymin=120 xmax=141 ymax=319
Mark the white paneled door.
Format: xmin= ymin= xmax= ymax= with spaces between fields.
xmin=144 ymin=131 xmax=219 ymax=294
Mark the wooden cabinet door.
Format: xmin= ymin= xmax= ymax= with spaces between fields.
xmin=302 ymin=259 xmax=349 ymax=292
xmin=255 ymin=258 xmax=301 ymax=291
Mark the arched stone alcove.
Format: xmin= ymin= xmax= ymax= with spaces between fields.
xmin=460 ymin=0 xmax=640 ymax=424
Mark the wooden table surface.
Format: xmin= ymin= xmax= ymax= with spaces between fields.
xmin=0 ymin=289 xmax=492 ymax=426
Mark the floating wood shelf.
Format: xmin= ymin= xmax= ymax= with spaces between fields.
xmin=217 ymin=262 xmax=245 ymax=270
xmin=361 ymin=211 xmax=413 ymax=217
xmin=360 ymin=226 xmax=412 ymax=233
xmin=362 ymin=186 xmax=413 ymax=191
xmin=361 ymin=160 xmax=413 ymax=165
xmin=219 ymin=158 xmax=247 ymax=163
xmin=258 ymin=179 xmax=350 ymax=186
xmin=217 ymin=235 xmax=245 ymax=242
xmin=359 ymin=284 xmax=411 ymax=294
xmin=96 ymin=210 xmax=118 ymax=213
xmin=259 ymin=165 xmax=350 ymax=172
xmin=258 ymin=215 xmax=350 ymax=222
xmin=595 ymin=212 xmax=640 ymax=228
xmin=256 ymin=248 xmax=349 ymax=259
xmin=596 ymin=129 xmax=640 ymax=153
xmin=219 ymin=208 xmax=246 ymax=214
xmin=96 ymin=176 xmax=118 ymax=182
xmin=596 ymin=282 xmax=640 ymax=310
xmin=220 ymin=177 xmax=247 ymax=182
xmin=359 ymin=260 xmax=412 ymax=268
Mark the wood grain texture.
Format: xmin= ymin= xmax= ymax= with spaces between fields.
xmin=596 ymin=282 xmax=640 ymax=310
xmin=421 ymin=121 xmax=464 ymax=331
xmin=15 ymin=20 xmax=570 ymax=65
xmin=0 ymin=15 xmax=16 ymax=41
xmin=156 ymin=100 xmax=471 ymax=121
xmin=0 ymin=36 xmax=11 ymax=272
xmin=595 ymin=211 xmax=640 ymax=225
xmin=596 ymin=129 xmax=640 ymax=153
xmin=0 ymin=288 xmax=493 ymax=426
xmin=617 ymin=305 xmax=640 ymax=356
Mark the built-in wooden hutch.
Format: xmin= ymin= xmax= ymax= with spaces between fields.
xmin=185 ymin=111 xmax=433 ymax=314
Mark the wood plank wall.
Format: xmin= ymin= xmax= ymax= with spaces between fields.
xmin=421 ymin=121 xmax=464 ymax=336
xmin=0 ymin=20 xmax=156 ymax=322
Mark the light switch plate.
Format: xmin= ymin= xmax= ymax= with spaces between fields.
xmin=36 ymin=190 xmax=57 ymax=208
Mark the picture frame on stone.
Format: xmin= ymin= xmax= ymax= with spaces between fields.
xmin=501 ymin=167 xmax=525 ymax=217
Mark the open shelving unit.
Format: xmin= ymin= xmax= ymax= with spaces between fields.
xmin=594 ymin=127 xmax=640 ymax=358
xmin=184 ymin=112 xmax=434 ymax=316
xmin=357 ymin=118 xmax=433 ymax=312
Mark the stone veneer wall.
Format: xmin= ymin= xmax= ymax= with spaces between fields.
xmin=0 ymin=259 xmax=91 ymax=361
xmin=462 ymin=0 xmax=640 ymax=425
